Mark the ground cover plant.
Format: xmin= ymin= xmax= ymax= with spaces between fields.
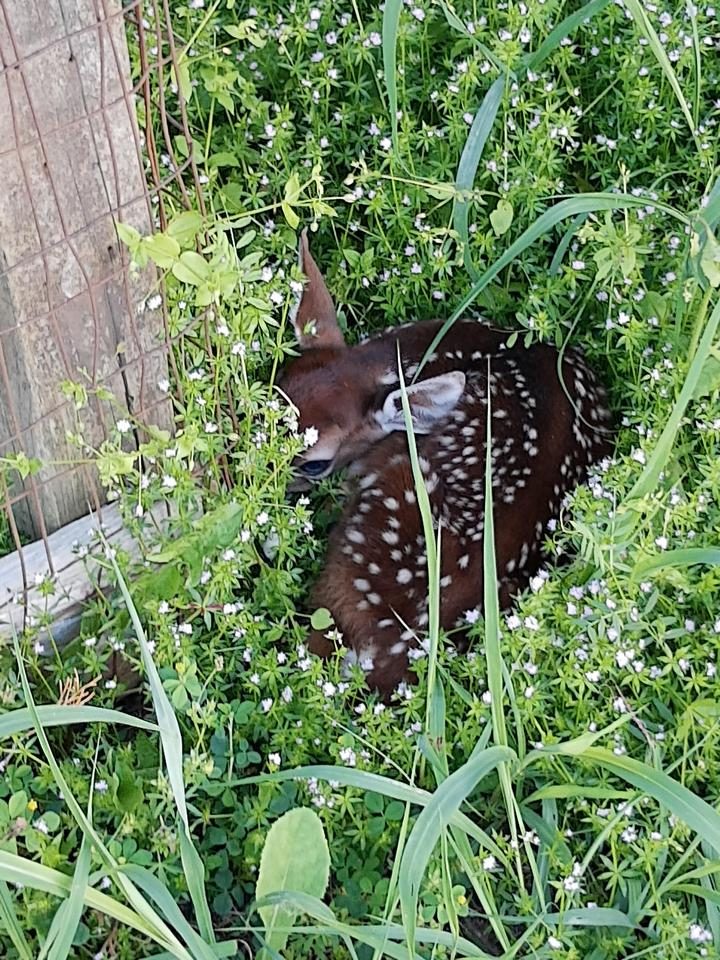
xmin=1 ymin=0 xmax=720 ymax=957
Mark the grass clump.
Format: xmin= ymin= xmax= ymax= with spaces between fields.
xmin=1 ymin=1 xmax=720 ymax=958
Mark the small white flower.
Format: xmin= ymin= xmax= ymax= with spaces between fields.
xmin=268 ymin=753 xmax=281 ymax=766
xmin=464 ymin=608 xmax=480 ymax=624
xmin=303 ymin=426 xmax=319 ymax=448
xmin=116 ymin=419 xmax=132 ymax=434
xmin=654 ymin=535 xmax=668 ymax=550
xmin=482 ymin=855 xmax=497 ymax=871
xmin=162 ymin=475 xmax=177 ymax=489
xmin=146 ymin=294 xmax=162 ymax=311
xmin=260 ymin=698 xmax=273 ymax=713
xmin=547 ymin=936 xmax=563 ymax=950
xmin=256 ymin=511 xmax=269 ymax=526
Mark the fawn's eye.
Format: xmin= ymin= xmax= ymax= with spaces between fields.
xmin=299 ymin=459 xmax=332 ymax=477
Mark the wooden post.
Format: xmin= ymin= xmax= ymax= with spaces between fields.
xmin=0 ymin=0 xmax=172 ymax=542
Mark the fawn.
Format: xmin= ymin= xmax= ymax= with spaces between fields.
xmin=279 ymin=231 xmax=613 ymax=695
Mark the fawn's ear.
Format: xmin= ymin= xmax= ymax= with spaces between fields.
xmin=377 ymin=371 xmax=466 ymax=434
xmin=289 ymin=229 xmax=346 ymax=350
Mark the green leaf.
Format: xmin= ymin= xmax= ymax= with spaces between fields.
xmin=0 ymin=706 xmax=158 ymax=740
xmin=453 ymin=76 xmax=505 ymax=279
xmin=489 ymin=198 xmax=514 ymax=237
xmin=310 ymin=607 xmax=333 ymax=631
xmin=167 ymin=211 xmax=204 ymax=245
xmin=566 ymin=747 xmax=720 ymax=856
xmin=114 ymin=765 xmax=143 ymax=813
xmin=116 ymin=222 xmax=141 ymax=249
xmin=207 ymin=152 xmax=240 ymax=168
xmin=398 ymin=746 xmax=514 ymax=952
xmin=143 ymin=233 xmax=181 ymax=268
xmin=172 ymin=251 xmax=210 ymax=286
xmin=255 ymin=808 xmax=330 ymax=955
xmin=42 ymin=833 xmax=91 ymax=960
xmin=283 ymin=171 xmax=301 ymax=205
xmin=281 ymin=201 xmax=299 ymax=230
xmin=382 ymin=0 xmax=403 ymax=154
xmin=425 ymin=182 xmax=456 ymax=202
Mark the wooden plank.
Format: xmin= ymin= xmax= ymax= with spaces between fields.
xmin=0 ymin=0 xmax=172 ymax=540
xmin=0 ymin=501 xmax=170 ymax=643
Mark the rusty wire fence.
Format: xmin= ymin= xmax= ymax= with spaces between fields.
xmin=0 ymin=0 xmax=203 ymax=635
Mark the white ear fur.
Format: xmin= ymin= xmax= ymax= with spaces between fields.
xmin=376 ymin=371 xmax=466 ymax=434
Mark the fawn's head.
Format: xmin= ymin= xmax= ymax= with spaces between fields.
xmin=279 ymin=231 xmax=465 ymax=486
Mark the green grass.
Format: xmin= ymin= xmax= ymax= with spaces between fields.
xmin=1 ymin=0 xmax=720 ymax=957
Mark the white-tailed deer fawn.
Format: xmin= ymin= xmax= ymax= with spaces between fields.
xmin=279 ymin=231 xmax=613 ymax=695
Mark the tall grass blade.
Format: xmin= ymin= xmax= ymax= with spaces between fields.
xmin=121 ymin=864 xmax=226 ymax=960
xmin=107 ymin=554 xmax=215 ymax=945
xmin=0 ymin=850 xmax=184 ymax=955
xmin=233 ymin=764 xmax=508 ymax=863
xmin=10 ymin=633 xmax=196 ymax=960
xmin=0 ymin=878 xmax=32 ymax=959
xmin=619 ymin=292 xmax=720 ymax=512
xmin=416 ymin=192 xmax=688 ymax=377
xmin=632 ymin=547 xmax=720 ymax=579
xmin=453 ymin=76 xmax=505 ymax=280
xmin=395 ymin=350 xmax=444 ymax=753
xmin=397 ymin=745 xmax=514 ymax=952
xmin=42 ymin=833 xmax=91 ymax=960
xmin=382 ymin=0 xmax=403 ymax=154
xmin=623 ymin=0 xmax=699 ymax=147
xmin=0 ymin=705 xmax=158 ymax=739
xmin=525 ymin=0 xmax=611 ymax=72
xmin=566 ymin=747 xmax=720 ymax=855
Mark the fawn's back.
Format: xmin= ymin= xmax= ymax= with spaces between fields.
xmin=279 ymin=232 xmax=613 ymax=695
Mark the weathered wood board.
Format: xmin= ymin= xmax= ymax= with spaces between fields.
xmin=0 ymin=0 xmax=172 ymax=541
xmin=0 ymin=501 xmax=168 ymax=643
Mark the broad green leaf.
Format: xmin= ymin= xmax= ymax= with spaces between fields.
xmin=425 ymin=182 xmax=456 ymax=202
xmin=167 ymin=211 xmax=204 ymax=245
xmin=310 ymin=607 xmax=333 ymax=631
xmin=172 ymin=251 xmax=210 ymax=286
xmin=283 ymin=171 xmax=301 ymax=205
xmin=143 ymin=233 xmax=181 ymax=268
xmin=116 ymin=222 xmax=141 ymax=248
xmin=281 ymin=200 xmax=299 ymax=230
xmin=489 ymin=198 xmax=514 ymax=237
xmin=693 ymin=349 xmax=720 ymax=400
xmin=256 ymin=808 xmax=330 ymax=955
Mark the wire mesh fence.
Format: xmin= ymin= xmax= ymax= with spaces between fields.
xmin=0 ymin=0 xmax=202 ymax=634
